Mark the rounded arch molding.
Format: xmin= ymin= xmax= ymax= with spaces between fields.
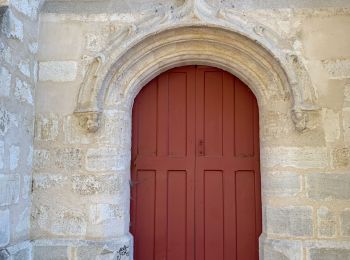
xmin=74 ymin=25 xmax=318 ymax=133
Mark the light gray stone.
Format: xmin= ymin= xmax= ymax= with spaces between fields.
xmin=322 ymin=109 xmax=340 ymax=143
xmin=309 ymin=248 xmax=350 ymax=260
xmin=89 ymin=203 xmax=123 ymax=224
xmin=0 ymin=107 xmax=11 ymax=136
xmin=0 ymin=140 xmax=4 ymax=170
xmin=10 ymin=0 xmax=40 ymax=20
xmin=2 ymin=10 xmax=23 ymax=41
xmin=86 ymin=148 xmax=129 ymax=172
xmin=0 ymin=174 xmax=20 ymax=206
xmin=51 ymin=209 xmax=87 ymax=236
xmin=39 ymin=61 xmax=77 ymax=82
xmin=262 ymin=147 xmax=328 ymax=169
xmin=332 ymin=147 xmax=350 ymax=168
xmin=35 ymin=114 xmax=60 ymax=141
xmin=72 ymin=174 xmax=122 ymax=195
xmin=262 ymin=172 xmax=301 ymax=197
xmin=317 ymin=207 xmax=336 ymax=238
xmin=266 ymin=206 xmax=313 ymax=237
xmin=0 ymin=66 xmax=11 ymax=97
xmin=9 ymin=145 xmax=20 ymax=171
xmin=341 ymin=209 xmax=350 ymax=237
xmin=54 ymin=148 xmax=83 ymax=170
xmin=33 ymin=174 xmax=67 ymax=190
xmin=33 ymin=149 xmax=50 ymax=170
xmin=0 ymin=209 xmax=10 ymax=247
xmin=33 ymin=246 xmax=68 ymax=260
xmin=15 ymin=79 xmax=33 ymax=105
xmin=344 ymin=109 xmax=350 ymax=145
xmin=18 ymin=59 xmax=31 ymax=78
xmin=322 ymin=59 xmax=350 ymax=79
xmin=307 ymin=173 xmax=350 ymax=200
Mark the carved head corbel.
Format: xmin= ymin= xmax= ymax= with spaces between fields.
xmin=75 ymin=111 xmax=102 ymax=133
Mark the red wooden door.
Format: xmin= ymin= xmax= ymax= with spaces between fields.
xmin=131 ymin=66 xmax=261 ymax=260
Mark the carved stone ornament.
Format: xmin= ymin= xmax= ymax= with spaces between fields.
xmin=75 ymin=111 xmax=102 ymax=133
xmin=74 ymin=0 xmax=319 ymax=133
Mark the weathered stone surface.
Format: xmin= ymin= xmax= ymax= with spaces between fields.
xmin=10 ymin=0 xmax=40 ymax=20
xmin=9 ymin=145 xmax=20 ymax=171
xmin=262 ymin=171 xmax=301 ymax=197
xmin=14 ymin=79 xmax=33 ymax=105
xmin=0 ymin=174 xmax=20 ymax=206
xmin=262 ymin=147 xmax=328 ymax=169
xmin=15 ymin=207 xmax=30 ymax=235
xmin=332 ymin=147 xmax=350 ymax=168
xmin=85 ymin=148 xmax=129 ymax=172
xmin=260 ymin=237 xmax=303 ymax=260
xmin=54 ymin=148 xmax=82 ymax=171
xmin=33 ymin=246 xmax=68 ymax=260
xmin=72 ymin=174 xmax=122 ymax=195
xmin=33 ymin=174 xmax=67 ymax=190
xmin=35 ymin=114 xmax=59 ymax=141
xmin=21 ymin=175 xmax=31 ymax=199
xmin=0 ymin=140 xmax=4 ymax=170
xmin=89 ymin=203 xmax=123 ymax=224
xmin=39 ymin=61 xmax=77 ymax=82
xmin=307 ymin=173 xmax=350 ymax=200
xmin=266 ymin=206 xmax=313 ymax=237
xmin=2 ymin=10 xmax=23 ymax=41
xmin=341 ymin=209 xmax=350 ymax=237
xmin=18 ymin=59 xmax=31 ymax=78
xmin=317 ymin=207 xmax=336 ymax=238
xmin=0 ymin=66 xmax=11 ymax=97
xmin=322 ymin=59 xmax=350 ymax=79
xmin=0 ymin=209 xmax=9 ymax=247
xmin=309 ymin=248 xmax=350 ymax=260
xmin=344 ymin=109 xmax=350 ymax=145
xmin=322 ymin=109 xmax=340 ymax=143
xmin=0 ymin=107 xmax=11 ymax=136
xmin=33 ymin=149 xmax=50 ymax=170
xmin=51 ymin=209 xmax=87 ymax=236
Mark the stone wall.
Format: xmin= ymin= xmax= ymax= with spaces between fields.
xmin=0 ymin=0 xmax=43 ymax=258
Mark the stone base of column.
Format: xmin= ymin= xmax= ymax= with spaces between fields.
xmin=0 ymin=241 xmax=32 ymax=260
xmin=260 ymin=234 xmax=350 ymax=260
xmin=32 ymin=234 xmax=133 ymax=260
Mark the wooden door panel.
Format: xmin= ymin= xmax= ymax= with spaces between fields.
xmin=131 ymin=66 xmax=261 ymax=260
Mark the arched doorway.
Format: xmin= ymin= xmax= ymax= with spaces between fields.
xmin=130 ymin=66 xmax=261 ymax=260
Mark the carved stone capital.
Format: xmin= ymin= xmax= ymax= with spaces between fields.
xmin=292 ymin=109 xmax=309 ymax=132
xmin=74 ymin=111 xmax=102 ymax=133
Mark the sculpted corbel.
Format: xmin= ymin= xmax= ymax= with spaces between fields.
xmin=74 ymin=54 xmax=105 ymax=133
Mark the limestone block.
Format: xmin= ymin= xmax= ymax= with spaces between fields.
xmin=51 ymin=209 xmax=87 ymax=236
xmin=33 ymin=149 xmax=50 ymax=170
xmin=260 ymin=236 xmax=302 ymax=260
xmin=322 ymin=60 xmax=350 ymax=79
xmin=54 ymin=148 xmax=83 ymax=171
xmin=18 ymin=59 xmax=31 ymax=78
xmin=262 ymin=172 xmax=301 ymax=197
xmin=322 ymin=109 xmax=340 ymax=143
xmin=72 ymin=174 xmax=122 ymax=195
xmin=0 ymin=140 xmax=4 ymax=170
xmin=307 ymin=173 xmax=350 ymax=200
xmin=35 ymin=114 xmax=59 ymax=141
xmin=85 ymin=147 xmax=129 ymax=172
xmin=22 ymin=175 xmax=31 ymax=199
xmin=33 ymin=246 xmax=69 ymax=260
xmin=14 ymin=79 xmax=33 ymax=105
xmin=344 ymin=82 xmax=350 ymax=107
xmin=0 ymin=174 xmax=20 ymax=206
xmin=2 ymin=10 xmax=23 ymax=41
xmin=262 ymin=147 xmax=328 ymax=169
xmin=12 ymin=246 xmax=31 ymax=260
xmin=317 ymin=207 xmax=336 ymax=238
xmin=0 ymin=107 xmax=11 ymax=136
xmin=344 ymin=109 xmax=350 ymax=145
xmin=39 ymin=61 xmax=77 ymax=82
xmin=9 ymin=145 xmax=20 ymax=171
xmin=89 ymin=203 xmax=123 ymax=224
xmin=341 ymin=209 xmax=350 ymax=237
xmin=0 ymin=209 xmax=9 ymax=247
xmin=33 ymin=174 xmax=67 ymax=190
xmin=309 ymin=248 xmax=350 ymax=260
xmin=10 ymin=0 xmax=40 ymax=20
xmin=15 ymin=207 xmax=30 ymax=235
xmin=331 ymin=147 xmax=350 ymax=169
xmin=266 ymin=206 xmax=313 ymax=237
xmin=0 ymin=66 xmax=11 ymax=97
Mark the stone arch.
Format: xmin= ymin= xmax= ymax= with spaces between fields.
xmin=74 ymin=24 xmax=318 ymax=132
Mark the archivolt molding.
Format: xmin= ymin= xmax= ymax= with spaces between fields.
xmin=74 ymin=0 xmax=319 ymax=133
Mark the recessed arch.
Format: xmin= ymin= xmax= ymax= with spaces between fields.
xmin=74 ymin=25 xmax=318 ymax=133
